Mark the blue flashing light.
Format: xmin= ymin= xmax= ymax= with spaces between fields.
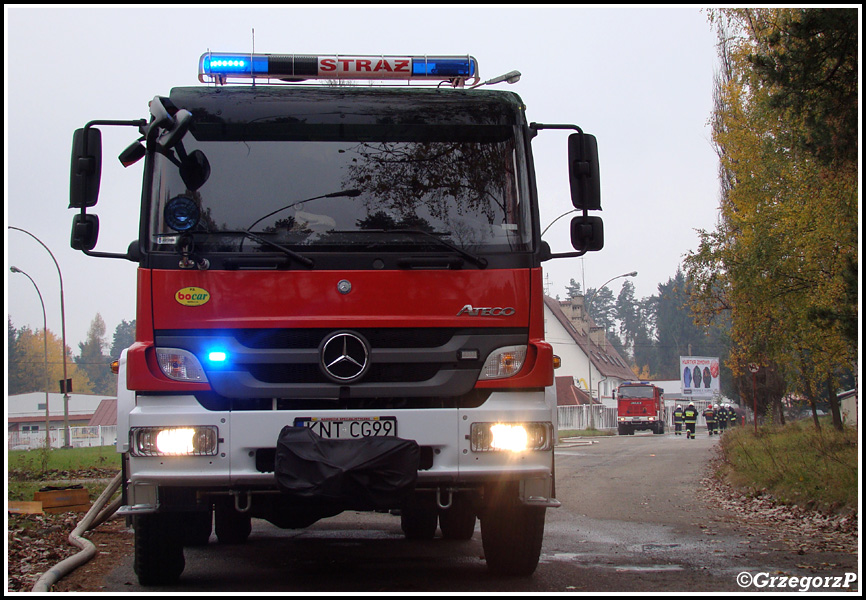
xmin=411 ymin=57 xmax=477 ymax=79
xmin=200 ymin=53 xmax=269 ymax=79
xmin=207 ymin=351 xmax=227 ymax=363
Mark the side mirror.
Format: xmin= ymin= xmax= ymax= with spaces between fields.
xmin=568 ymin=133 xmax=601 ymax=211
xmin=69 ymin=128 xmax=102 ymax=208
xmin=570 ymin=215 xmax=604 ymax=252
xmin=70 ymin=213 xmax=99 ymax=250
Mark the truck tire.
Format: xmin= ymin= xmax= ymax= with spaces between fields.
xmin=182 ymin=509 xmax=213 ymax=546
xmin=618 ymin=424 xmax=627 ymax=435
xmin=400 ymin=493 xmax=438 ymax=540
xmin=215 ymin=502 xmax=252 ymax=545
xmin=481 ymin=485 xmax=545 ymax=576
xmin=133 ymin=513 xmax=185 ymax=585
xmin=438 ymin=494 xmax=476 ymax=540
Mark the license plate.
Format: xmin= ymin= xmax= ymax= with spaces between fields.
xmin=293 ymin=416 xmax=397 ymax=439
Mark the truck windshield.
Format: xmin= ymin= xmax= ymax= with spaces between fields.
xmin=148 ymin=126 xmax=531 ymax=256
xmin=618 ymin=387 xmax=655 ymax=399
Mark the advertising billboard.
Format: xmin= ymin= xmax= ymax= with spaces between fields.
xmin=680 ymin=356 xmax=720 ymax=397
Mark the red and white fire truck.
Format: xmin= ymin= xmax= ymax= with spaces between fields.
xmin=616 ymin=381 xmax=666 ymax=435
xmin=68 ymin=52 xmax=605 ymax=584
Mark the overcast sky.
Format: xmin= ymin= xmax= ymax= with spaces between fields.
xmin=6 ymin=5 xmax=721 ymax=354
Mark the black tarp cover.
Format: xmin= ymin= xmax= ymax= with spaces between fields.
xmin=274 ymin=425 xmax=420 ymax=510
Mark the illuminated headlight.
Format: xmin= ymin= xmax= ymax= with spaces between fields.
xmin=156 ymin=348 xmax=208 ymax=382
xmin=470 ymin=422 xmax=552 ymax=452
xmin=130 ymin=426 xmax=219 ymax=457
xmin=478 ymin=345 xmax=527 ymax=380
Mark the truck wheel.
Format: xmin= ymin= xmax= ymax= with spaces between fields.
xmin=401 ymin=493 xmax=438 ymax=540
xmin=481 ymin=486 xmax=545 ymax=576
xmin=215 ymin=502 xmax=252 ymax=544
xmin=618 ymin=425 xmax=626 ymax=435
xmin=182 ymin=509 xmax=213 ymax=546
xmin=133 ymin=513 xmax=185 ymax=585
xmin=438 ymin=494 xmax=476 ymax=540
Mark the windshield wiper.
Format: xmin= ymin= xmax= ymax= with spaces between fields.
xmin=218 ymin=230 xmax=314 ymax=268
xmin=380 ymin=229 xmax=488 ymax=269
xmin=246 ymin=189 xmax=362 ymax=232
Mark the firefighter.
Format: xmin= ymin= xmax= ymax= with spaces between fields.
xmin=683 ymin=402 xmax=698 ymax=440
xmin=713 ymin=404 xmax=721 ymax=435
xmin=703 ymin=404 xmax=716 ymax=436
xmin=673 ymin=405 xmax=684 ymax=436
xmin=727 ymin=403 xmax=738 ymax=428
xmin=716 ymin=403 xmax=728 ymax=432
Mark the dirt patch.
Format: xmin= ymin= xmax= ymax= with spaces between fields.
xmin=7 ymin=511 xmax=133 ymax=592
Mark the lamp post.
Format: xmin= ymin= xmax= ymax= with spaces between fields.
xmin=11 ymin=266 xmax=52 ymax=449
xmin=584 ymin=271 xmax=637 ymax=428
xmin=9 ymin=226 xmax=71 ymax=447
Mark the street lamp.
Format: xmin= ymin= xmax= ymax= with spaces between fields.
xmin=11 ymin=266 xmax=52 ymax=449
xmin=9 ymin=226 xmax=71 ymax=447
xmin=584 ymin=271 xmax=637 ymax=429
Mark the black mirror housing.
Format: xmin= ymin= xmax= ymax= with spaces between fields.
xmin=69 ymin=128 xmax=102 ymax=208
xmin=568 ymin=133 xmax=601 ymax=210
xmin=70 ymin=213 xmax=100 ymax=251
xmin=570 ymin=215 xmax=604 ymax=253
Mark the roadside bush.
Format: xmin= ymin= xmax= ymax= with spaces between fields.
xmin=717 ymin=418 xmax=857 ymax=512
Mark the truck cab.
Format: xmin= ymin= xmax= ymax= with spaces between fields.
xmin=68 ymin=52 xmax=604 ymax=584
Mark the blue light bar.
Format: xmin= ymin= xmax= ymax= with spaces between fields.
xmin=199 ymin=53 xmax=479 ymax=86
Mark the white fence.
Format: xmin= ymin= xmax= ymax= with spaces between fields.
xmin=557 ymin=400 xmax=722 ymax=431
xmin=557 ymin=405 xmax=619 ymax=430
xmin=8 ymin=426 xmax=117 ymax=450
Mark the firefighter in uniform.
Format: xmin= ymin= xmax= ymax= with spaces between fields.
xmin=712 ymin=404 xmax=721 ymax=435
xmin=703 ymin=404 xmax=716 ymax=436
xmin=727 ymin=403 xmax=738 ymax=428
xmin=716 ymin=403 xmax=728 ymax=433
xmin=683 ymin=402 xmax=698 ymax=440
xmin=673 ymin=405 xmax=684 ymax=436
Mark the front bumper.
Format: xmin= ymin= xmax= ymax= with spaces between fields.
xmin=122 ymin=390 xmax=557 ymax=512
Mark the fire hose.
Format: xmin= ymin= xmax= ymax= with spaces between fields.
xmin=31 ymin=472 xmax=123 ymax=592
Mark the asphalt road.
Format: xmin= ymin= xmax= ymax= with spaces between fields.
xmin=99 ymin=431 xmax=859 ymax=593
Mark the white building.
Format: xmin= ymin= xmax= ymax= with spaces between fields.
xmin=7 ymin=392 xmax=112 ymax=434
xmin=543 ymin=295 xmax=635 ymax=407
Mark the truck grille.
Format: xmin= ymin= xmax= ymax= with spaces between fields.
xmin=155 ymin=327 xmax=526 ymax=400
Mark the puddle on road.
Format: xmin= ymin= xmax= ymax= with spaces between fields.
xmin=614 ymin=564 xmax=685 ymax=572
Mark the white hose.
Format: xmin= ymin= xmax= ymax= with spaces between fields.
xmin=31 ymin=472 xmax=123 ymax=592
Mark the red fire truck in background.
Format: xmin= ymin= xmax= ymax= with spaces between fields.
xmin=616 ymin=381 xmax=666 ymax=435
xmin=68 ymin=52 xmax=605 ymax=584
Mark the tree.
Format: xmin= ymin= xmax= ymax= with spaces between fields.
xmin=688 ymin=9 xmax=857 ymax=429
xmin=110 ymin=319 xmax=136 ymax=359
xmin=75 ymin=314 xmax=114 ymax=396
xmin=8 ymin=319 xmax=93 ymax=395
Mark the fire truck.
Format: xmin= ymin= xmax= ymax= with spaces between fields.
xmin=616 ymin=381 xmax=666 ymax=435
xmin=68 ymin=52 xmax=604 ymax=584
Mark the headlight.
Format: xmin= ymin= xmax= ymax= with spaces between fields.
xmin=478 ymin=345 xmax=527 ymax=380
xmin=130 ymin=426 xmax=219 ymax=457
xmin=156 ymin=348 xmax=208 ymax=382
xmin=470 ymin=422 xmax=552 ymax=452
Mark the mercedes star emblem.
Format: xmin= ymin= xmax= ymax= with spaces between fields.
xmin=320 ymin=331 xmax=370 ymax=382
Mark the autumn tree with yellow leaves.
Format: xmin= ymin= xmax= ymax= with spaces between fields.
xmin=685 ymin=9 xmax=857 ymax=430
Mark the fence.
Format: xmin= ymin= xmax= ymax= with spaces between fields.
xmin=8 ymin=426 xmax=117 ymax=450
xmin=557 ymin=400 xmax=720 ymax=432
xmin=557 ymin=405 xmax=618 ymax=430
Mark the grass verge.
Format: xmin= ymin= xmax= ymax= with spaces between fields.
xmin=717 ymin=418 xmax=857 ymax=513
xmin=8 ymin=446 xmax=121 ymax=503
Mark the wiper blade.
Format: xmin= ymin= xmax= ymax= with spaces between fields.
xmin=220 ymin=230 xmax=314 ymax=268
xmin=384 ymin=229 xmax=488 ymax=269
